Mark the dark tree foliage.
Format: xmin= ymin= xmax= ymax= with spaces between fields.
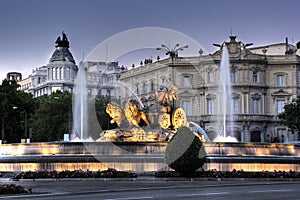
xmin=0 ymin=80 xmax=35 ymax=143
xmin=31 ymin=91 xmax=72 ymax=142
xmin=0 ymin=78 xmax=116 ymax=142
xmin=82 ymin=96 xmax=113 ymax=140
xmin=278 ymin=97 xmax=300 ymax=140
xmin=31 ymin=92 xmax=113 ymax=142
xmin=94 ymin=96 xmax=116 ymax=132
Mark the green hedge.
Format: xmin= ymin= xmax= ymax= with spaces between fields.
xmin=0 ymin=184 xmax=27 ymax=194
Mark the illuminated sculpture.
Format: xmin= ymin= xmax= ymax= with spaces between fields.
xmin=106 ymin=103 xmax=124 ymax=127
xmin=124 ymin=100 xmax=150 ymax=127
xmin=98 ymin=81 xmax=200 ymax=142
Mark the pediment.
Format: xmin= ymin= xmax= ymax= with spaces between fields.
xmin=271 ymin=89 xmax=290 ymax=97
xmin=178 ymin=90 xmax=195 ymax=97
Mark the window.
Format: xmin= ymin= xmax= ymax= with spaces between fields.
xmin=230 ymin=70 xmax=237 ymax=83
xmin=276 ymin=100 xmax=285 ymax=114
xmin=135 ymin=84 xmax=139 ymax=95
xmin=208 ymin=71 xmax=214 ymax=83
xmin=58 ymin=67 xmax=62 ymax=79
xmin=231 ymin=98 xmax=239 ymax=114
xmin=150 ymin=80 xmax=155 ymax=92
xmin=183 ymin=75 xmax=191 ymax=87
xmin=56 ymin=68 xmax=59 ymax=80
xmin=207 ymin=99 xmax=214 ymax=115
xmin=253 ymin=99 xmax=259 ymax=114
xmin=88 ymin=89 xmax=92 ymax=97
xmin=277 ymin=129 xmax=286 ymax=143
xmin=253 ymin=71 xmax=259 ymax=83
xmin=61 ymin=67 xmax=64 ymax=79
xmin=52 ymin=68 xmax=56 ymax=80
xmin=107 ymin=90 xmax=111 ymax=97
xmin=276 ymin=75 xmax=284 ymax=86
xmin=161 ymin=77 xmax=165 ymax=85
xmin=142 ymin=82 xmax=147 ymax=94
xmin=182 ymin=100 xmax=191 ymax=116
xmin=125 ymin=87 xmax=129 ymax=97
xmin=65 ymin=67 xmax=70 ymax=80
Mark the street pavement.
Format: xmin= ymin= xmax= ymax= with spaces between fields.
xmin=1 ymin=179 xmax=300 ymax=200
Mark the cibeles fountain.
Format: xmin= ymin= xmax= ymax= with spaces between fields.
xmin=1 ymin=35 xmax=300 ymax=173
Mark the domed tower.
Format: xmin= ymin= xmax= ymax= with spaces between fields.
xmin=47 ymin=32 xmax=78 ymax=93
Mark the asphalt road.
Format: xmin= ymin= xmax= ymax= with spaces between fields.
xmin=1 ymin=180 xmax=300 ymax=200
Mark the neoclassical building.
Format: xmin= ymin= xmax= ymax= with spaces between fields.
xmin=18 ymin=32 xmax=78 ymax=97
xmin=18 ymin=32 xmax=121 ymax=98
xmin=119 ymin=36 xmax=300 ymax=143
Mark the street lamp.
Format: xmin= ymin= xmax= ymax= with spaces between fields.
xmin=12 ymin=106 xmax=28 ymax=143
xmin=156 ymin=43 xmax=188 ymax=82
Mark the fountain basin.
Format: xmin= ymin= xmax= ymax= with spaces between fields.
xmin=1 ymin=142 xmax=300 ymax=172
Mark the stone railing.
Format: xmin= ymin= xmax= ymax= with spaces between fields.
xmin=188 ymin=114 xmax=281 ymax=123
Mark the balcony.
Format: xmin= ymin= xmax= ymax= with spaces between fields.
xmin=188 ymin=114 xmax=281 ymax=123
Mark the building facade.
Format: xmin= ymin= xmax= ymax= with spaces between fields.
xmin=18 ymin=32 xmax=121 ymax=99
xmin=84 ymin=61 xmax=121 ymax=98
xmin=119 ymin=36 xmax=300 ymax=143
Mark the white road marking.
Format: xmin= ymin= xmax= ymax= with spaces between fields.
xmin=177 ymin=191 xmax=230 ymax=197
xmin=0 ymin=192 xmax=72 ymax=199
xmin=249 ymin=189 xmax=293 ymax=193
xmin=104 ymin=197 xmax=153 ymax=200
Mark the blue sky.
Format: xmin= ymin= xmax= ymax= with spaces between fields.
xmin=1 ymin=0 xmax=300 ymax=80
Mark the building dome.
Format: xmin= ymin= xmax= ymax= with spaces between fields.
xmin=49 ymin=32 xmax=76 ymax=64
xmin=49 ymin=47 xmax=76 ymax=64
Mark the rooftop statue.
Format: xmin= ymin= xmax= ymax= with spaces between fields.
xmin=55 ymin=31 xmax=70 ymax=48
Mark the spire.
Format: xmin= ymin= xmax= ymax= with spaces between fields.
xmin=55 ymin=31 xmax=70 ymax=48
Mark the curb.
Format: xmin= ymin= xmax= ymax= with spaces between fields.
xmin=5 ymin=176 xmax=300 ymax=182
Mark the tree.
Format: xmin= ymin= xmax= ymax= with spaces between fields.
xmin=31 ymin=91 xmax=72 ymax=142
xmin=0 ymin=79 xmax=35 ymax=143
xmin=94 ymin=96 xmax=113 ymax=130
xmin=278 ymin=97 xmax=300 ymax=140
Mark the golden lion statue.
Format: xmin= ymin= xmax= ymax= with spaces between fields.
xmin=124 ymin=100 xmax=149 ymax=127
xmin=106 ymin=103 xmax=124 ymax=127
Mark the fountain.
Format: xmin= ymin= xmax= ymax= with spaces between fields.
xmin=213 ymin=45 xmax=238 ymax=142
xmin=1 ymin=37 xmax=300 ymax=173
xmin=72 ymin=62 xmax=88 ymax=140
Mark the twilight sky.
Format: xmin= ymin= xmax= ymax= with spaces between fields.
xmin=0 ymin=0 xmax=300 ymax=80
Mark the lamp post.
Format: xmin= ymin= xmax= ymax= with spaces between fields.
xmin=13 ymin=106 xmax=28 ymax=143
xmin=156 ymin=44 xmax=188 ymax=130
xmin=156 ymin=43 xmax=188 ymax=82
